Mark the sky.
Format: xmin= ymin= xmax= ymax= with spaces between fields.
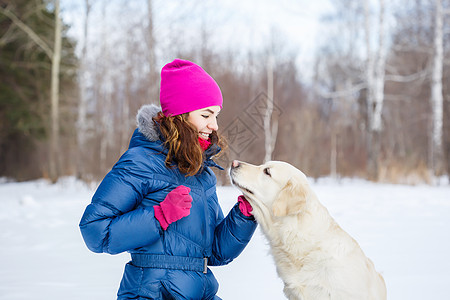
xmin=60 ymin=0 xmax=335 ymax=76
xmin=199 ymin=0 xmax=335 ymax=55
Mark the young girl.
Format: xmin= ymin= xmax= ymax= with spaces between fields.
xmin=79 ymin=59 xmax=256 ymax=299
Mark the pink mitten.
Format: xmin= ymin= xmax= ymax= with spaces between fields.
xmin=154 ymin=186 xmax=193 ymax=230
xmin=238 ymin=195 xmax=253 ymax=217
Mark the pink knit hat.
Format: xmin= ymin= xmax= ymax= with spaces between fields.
xmin=159 ymin=59 xmax=223 ymax=116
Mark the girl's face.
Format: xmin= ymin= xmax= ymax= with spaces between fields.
xmin=187 ymin=106 xmax=221 ymax=140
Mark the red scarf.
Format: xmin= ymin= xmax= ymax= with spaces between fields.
xmin=198 ymin=137 xmax=211 ymax=151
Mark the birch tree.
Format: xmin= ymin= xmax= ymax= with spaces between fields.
xmin=364 ymin=0 xmax=387 ymax=180
xmin=147 ymin=0 xmax=158 ymax=101
xmin=429 ymin=0 xmax=444 ymax=178
xmin=98 ymin=2 xmax=113 ymax=174
xmin=49 ymin=0 xmax=62 ymax=182
xmin=120 ymin=26 xmax=134 ymax=155
xmin=76 ymin=0 xmax=91 ymax=179
xmin=264 ymin=54 xmax=276 ymax=162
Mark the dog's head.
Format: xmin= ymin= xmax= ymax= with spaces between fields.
xmin=230 ymin=160 xmax=311 ymax=217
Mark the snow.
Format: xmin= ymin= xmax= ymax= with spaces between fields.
xmin=0 ymin=177 xmax=449 ymax=299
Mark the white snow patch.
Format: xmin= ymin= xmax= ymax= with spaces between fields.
xmin=0 ymin=177 xmax=449 ymax=299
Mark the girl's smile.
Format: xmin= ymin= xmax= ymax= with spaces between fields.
xmin=187 ymin=106 xmax=221 ymax=140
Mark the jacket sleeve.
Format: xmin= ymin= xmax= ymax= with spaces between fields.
xmin=209 ymin=202 xmax=257 ymax=266
xmin=79 ymin=151 xmax=162 ymax=255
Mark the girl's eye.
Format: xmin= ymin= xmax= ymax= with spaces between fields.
xmin=202 ymin=115 xmax=209 ymax=118
xmin=264 ymin=168 xmax=271 ymax=177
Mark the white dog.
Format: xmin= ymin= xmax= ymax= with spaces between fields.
xmin=230 ymin=160 xmax=386 ymax=300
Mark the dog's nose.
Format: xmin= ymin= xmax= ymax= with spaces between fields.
xmin=232 ymin=160 xmax=240 ymax=168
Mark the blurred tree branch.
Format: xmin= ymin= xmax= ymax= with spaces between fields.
xmin=0 ymin=5 xmax=53 ymax=58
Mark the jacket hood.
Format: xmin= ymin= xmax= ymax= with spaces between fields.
xmin=136 ymin=104 xmax=161 ymax=142
xmin=133 ymin=104 xmax=223 ymax=170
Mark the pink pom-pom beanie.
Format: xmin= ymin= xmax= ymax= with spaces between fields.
xmin=159 ymin=59 xmax=223 ymax=116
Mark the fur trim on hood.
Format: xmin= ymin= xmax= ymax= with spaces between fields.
xmin=135 ymin=104 xmax=224 ymax=170
xmin=136 ymin=104 xmax=161 ymax=142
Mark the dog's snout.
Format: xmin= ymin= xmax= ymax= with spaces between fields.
xmin=231 ymin=160 xmax=240 ymax=168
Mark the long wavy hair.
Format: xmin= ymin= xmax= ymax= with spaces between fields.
xmin=153 ymin=112 xmax=225 ymax=176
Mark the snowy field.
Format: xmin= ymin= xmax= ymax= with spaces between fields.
xmin=0 ymin=176 xmax=449 ymax=300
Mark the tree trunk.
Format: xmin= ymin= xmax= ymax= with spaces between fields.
xmin=373 ymin=0 xmax=386 ymax=134
xmin=429 ymin=0 xmax=444 ymax=178
xmin=364 ymin=0 xmax=375 ymax=179
xmin=49 ymin=0 xmax=62 ymax=182
xmin=147 ymin=0 xmax=158 ymax=102
xmin=98 ymin=2 xmax=112 ymax=175
xmin=121 ymin=30 xmax=133 ymax=155
xmin=364 ymin=0 xmax=386 ymax=180
xmin=264 ymin=55 xmax=275 ymax=162
xmin=330 ymin=129 xmax=337 ymax=179
xmin=76 ymin=0 xmax=91 ymax=179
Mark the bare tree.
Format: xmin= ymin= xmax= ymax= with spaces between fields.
xmin=264 ymin=54 xmax=277 ymax=162
xmin=120 ymin=25 xmax=135 ymax=155
xmin=98 ymin=1 xmax=113 ymax=174
xmin=364 ymin=0 xmax=387 ymax=180
xmin=147 ymin=0 xmax=158 ymax=102
xmin=263 ymin=27 xmax=285 ymax=163
xmin=76 ymin=0 xmax=92 ymax=179
xmin=49 ymin=0 xmax=62 ymax=182
xmin=429 ymin=0 xmax=445 ymax=178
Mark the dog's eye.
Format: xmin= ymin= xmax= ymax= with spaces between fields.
xmin=263 ymin=167 xmax=271 ymax=177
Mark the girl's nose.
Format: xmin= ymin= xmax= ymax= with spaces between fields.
xmin=208 ymin=117 xmax=218 ymax=131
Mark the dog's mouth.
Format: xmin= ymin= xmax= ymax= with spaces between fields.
xmin=231 ymin=178 xmax=254 ymax=195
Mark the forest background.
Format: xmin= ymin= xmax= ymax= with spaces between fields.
xmin=1 ymin=0 xmax=449 ymax=185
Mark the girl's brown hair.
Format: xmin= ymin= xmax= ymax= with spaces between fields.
xmin=153 ymin=112 xmax=225 ymax=176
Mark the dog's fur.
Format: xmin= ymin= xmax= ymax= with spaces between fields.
xmin=230 ymin=160 xmax=386 ymax=300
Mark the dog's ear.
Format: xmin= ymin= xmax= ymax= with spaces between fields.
xmin=272 ymin=179 xmax=308 ymax=217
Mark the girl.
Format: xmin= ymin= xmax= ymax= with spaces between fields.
xmin=79 ymin=59 xmax=256 ymax=299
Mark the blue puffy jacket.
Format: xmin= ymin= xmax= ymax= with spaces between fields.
xmin=79 ymin=105 xmax=257 ymax=299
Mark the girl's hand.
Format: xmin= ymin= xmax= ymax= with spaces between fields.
xmin=154 ymin=186 xmax=193 ymax=230
xmin=238 ymin=195 xmax=253 ymax=217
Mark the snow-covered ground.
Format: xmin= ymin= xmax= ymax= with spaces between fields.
xmin=0 ymin=176 xmax=449 ymax=299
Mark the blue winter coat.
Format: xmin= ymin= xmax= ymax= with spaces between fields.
xmin=79 ymin=104 xmax=257 ymax=299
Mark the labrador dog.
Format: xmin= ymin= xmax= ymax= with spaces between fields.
xmin=230 ymin=160 xmax=386 ymax=300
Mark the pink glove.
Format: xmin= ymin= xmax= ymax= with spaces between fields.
xmin=154 ymin=186 xmax=193 ymax=230
xmin=238 ymin=195 xmax=253 ymax=217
